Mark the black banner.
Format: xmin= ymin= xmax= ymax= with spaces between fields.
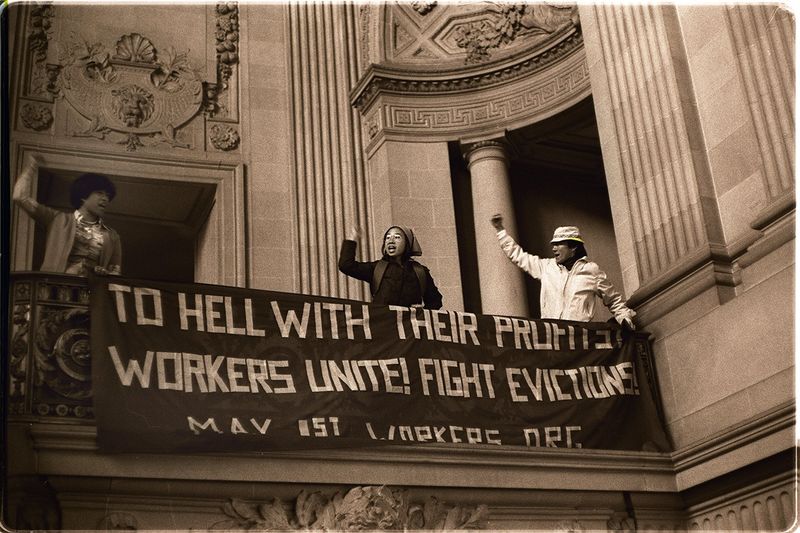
xmin=90 ymin=276 xmax=669 ymax=453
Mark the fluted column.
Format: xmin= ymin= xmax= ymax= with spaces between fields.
xmin=464 ymin=141 xmax=529 ymax=317
xmin=725 ymin=4 xmax=794 ymax=200
xmin=288 ymin=3 xmax=370 ymax=300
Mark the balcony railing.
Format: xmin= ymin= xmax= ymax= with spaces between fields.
xmin=9 ymin=272 xmax=94 ymax=420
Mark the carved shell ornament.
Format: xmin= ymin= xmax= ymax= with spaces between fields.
xmin=58 ymin=33 xmax=202 ymax=135
xmin=113 ymin=33 xmax=156 ymax=63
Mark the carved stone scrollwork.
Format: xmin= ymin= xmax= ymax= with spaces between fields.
xmin=607 ymin=517 xmax=635 ymax=533
xmin=9 ymin=304 xmax=31 ymax=415
xmin=554 ymin=519 xmax=586 ymax=532
xmin=210 ymin=124 xmax=240 ymax=150
xmin=211 ymin=486 xmax=489 ymax=530
xmin=34 ymin=307 xmax=92 ymax=405
xmin=454 ymin=3 xmax=579 ymax=64
xmin=58 ymin=33 xmax=201 ymax=151
xmin=20 ymin=103 xmax=54 ymax=130
xmin=97 ymin=512 xmax=139 ymax=530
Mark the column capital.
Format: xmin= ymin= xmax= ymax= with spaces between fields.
xmin=460 ymin=138 xmax=511 ymax=168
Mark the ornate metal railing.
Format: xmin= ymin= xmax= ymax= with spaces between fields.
xmin=7 ymin=272 xmax=667 ymax=434
xmin=9 ymin=272 xmax=93 ymax=420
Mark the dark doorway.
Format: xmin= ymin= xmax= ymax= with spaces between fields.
xmin=32 ymin=169 xmax=216 ymax=282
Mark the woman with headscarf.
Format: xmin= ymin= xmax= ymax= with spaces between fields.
xmin=338 ymin=225 xmax=443 ymax=309
xmin=12 ymin=155 xmax=122 ymax=276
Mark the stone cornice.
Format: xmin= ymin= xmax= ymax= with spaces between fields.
xmin=20 ymin=422 xmax=676 ymax=492
xmin=671 ymin=401 xmax=795 ymax=491
xmin=350 ymin=26 xmax=583 ymax=111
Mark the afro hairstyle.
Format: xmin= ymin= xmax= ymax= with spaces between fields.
xmin=69 ymin=173 xmax=117 ymax=209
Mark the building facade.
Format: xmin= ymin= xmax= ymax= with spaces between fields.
xmin=6 ymin=2 xmax=795 ymax=530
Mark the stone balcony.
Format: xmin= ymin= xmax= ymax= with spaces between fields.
xmin=6 ymin=271 xmax=688 ymax=531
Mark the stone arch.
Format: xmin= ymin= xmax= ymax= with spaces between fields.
xmin=353 ymin=3 xmax=590 ymax=149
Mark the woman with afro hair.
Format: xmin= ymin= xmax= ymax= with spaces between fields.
xmin=13 ymin=155 xmax=122 ymax=276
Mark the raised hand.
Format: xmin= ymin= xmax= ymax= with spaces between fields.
xmin=347 ymin=226 xmax=361 ymax=241
xmin=490 ymin=213 xmax=504 ymax=231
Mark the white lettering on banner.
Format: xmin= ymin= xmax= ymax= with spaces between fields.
xmin=178 ymin=293 xmax=266 ymax=336
xmin=108 ymin=345 xmax=153 ymax=387
xmin=506 ymin=363 xmax=639 ymax=402
xmin=522 ymin=425 xmax=582 ymax=448
xmin=108 ymin=284 xmax=132 ymax=322
xmin=271 ymin=302 xmax=371 ymax=340
xmin=494 ymin=317 xmax=620 ymax=351
xmin=365 ymin=423 xmax=502 ymax=445
xmin=107 ymin=346 xmax=296 ymax=393
xmin=418 ymin=359 xmax=496 ymax=398
xmin=306 ymin=359 xmax=412 ymax=394
xmin=298 ymin=417 xmax=340 ymax=437
xmin=187 ymin=416 xmax=223 ymax=435
xmin=187 ymin=416 xmax=272 ymax=435
xmin=107 ymin=284 xmax=164 ymax=326
xmin=389 ymin=307 xmax=480 ymax=345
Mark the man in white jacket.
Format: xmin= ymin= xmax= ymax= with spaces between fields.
xmin=491 ymin=214 xmax=635 ymax=328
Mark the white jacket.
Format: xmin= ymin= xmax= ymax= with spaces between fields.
xmin=497 ymin=230 xmax=635 ymax=323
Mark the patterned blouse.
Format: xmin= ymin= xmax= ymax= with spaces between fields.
xmin=64 ymin=211 xmax=118 ymax=276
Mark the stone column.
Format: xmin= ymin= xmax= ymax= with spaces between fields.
xmin=287 ymin=3 xmax=369 ymax=300
xmin=463 ymin=140 xmax=529 ymax=317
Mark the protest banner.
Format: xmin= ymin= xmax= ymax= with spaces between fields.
xmin=90 ymin=276 xmax=669 ymax=453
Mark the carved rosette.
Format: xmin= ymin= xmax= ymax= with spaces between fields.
xmin=211 ymin=487 xmax=488 ymax=530
xmin=20 ymin=103 xmax=53 ymax=131
xmin=411 ymin=1 xmax=437 ymax=16
xmin=58 ymin=33 xmax=202 ymax=151
xmin=210 ymin=124 xmax=240 ymax=150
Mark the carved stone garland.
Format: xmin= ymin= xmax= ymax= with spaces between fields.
xmin=211 ymin=486 xmax=488 ymax=530
xmin=57 ymin=32 xmax=203 ymax=151
xmin=208 ymin=1 xmax=239 ymax=118
xmin=27 ymin=3 xmax=55 ymax=97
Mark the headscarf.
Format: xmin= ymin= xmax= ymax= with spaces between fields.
xmin=381 ymin=225 xmax=422 ymax=257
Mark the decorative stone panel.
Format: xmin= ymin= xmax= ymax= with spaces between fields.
xmin=56 ymin=32 xmax=203 ymax=151
xmin=211 ymin=487 xmax=488 ymax=530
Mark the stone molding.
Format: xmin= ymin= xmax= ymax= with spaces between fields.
xmin=351 ymin=27 xmax=583 ymax=111
xmin=357 ymin=44 xmax=590 ymax=153
xmin=672 ymin=401 xmax=795 ymax=490
xmin=627 ymin=201 xmax=794 ymax=323
xmin=22 ymin=422 xmax=677 ymax=492
xmin=685 ymin=472 xmax=796 ymax=531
